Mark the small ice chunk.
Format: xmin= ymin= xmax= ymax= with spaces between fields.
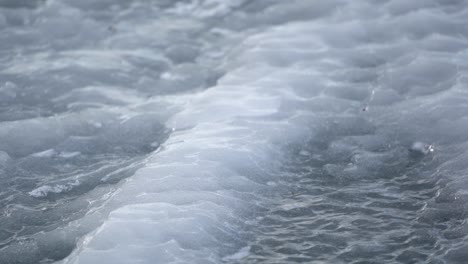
xmin=222 ymin=246 xmax=250 ymax=261
xmin=59 ymin=152 xmax=81 ymax=158
xmin=410 ymin=142 xmax=434 ymax=155
xmin=266 ymin=181 xmax=277 ymax=186
xmin=29 ymin=185 xmax=69 ymax=197
xmin=31 ymin=149 xmax=57 ymax=158
xmin=160 ymin=72 xmax=185 ymax=81
xmin=29 ymin=180 xmax=80 ymax=197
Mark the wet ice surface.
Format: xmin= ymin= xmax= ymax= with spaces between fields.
xmin=1 ymin=0 xmax=468 ymax=263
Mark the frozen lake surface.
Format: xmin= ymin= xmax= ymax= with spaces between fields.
xmin=1 ymin=0 xmax=468 ymax=263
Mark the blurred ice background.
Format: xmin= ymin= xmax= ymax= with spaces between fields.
xmin=0 ymin=0 xmax=468 ymax=263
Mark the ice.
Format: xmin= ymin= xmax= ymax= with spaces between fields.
xmin=29 ymin=184 xmax=72 ymax=198
xmin=222 ymin=246 xmax=250 ymax=261
xmin=59 ymin=152 xmax=81 ymax=159
xmin=410 ymin=142 xmax=435 ymax=155
xmin=31 ymin=149 xmax=57 ymax=158
xmin=0 ymin=0 xmax=468 ymax=263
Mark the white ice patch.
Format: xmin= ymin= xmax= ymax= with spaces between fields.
xmin=31 ymin=149 xmax=81 ymax=159
xmin=31 ymin=149 xmax=57 ymax=158
xmin=222 ymin=246 xmax=250 ymax=261
xmin=29 ymin=185 xmax=72 ymax=198
xmin=28 ymin=181 xmax=80 ymax=198
xmin=410 ymin=142 xmax=435 ymax=155
xmin=59 ymin=152 xmax=81 ymax=159
xmin=29 ymin=180 xmax=80 ymax=198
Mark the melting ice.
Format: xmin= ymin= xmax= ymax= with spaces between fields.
xmin=1 ymin=0 xmax=468 ymax=263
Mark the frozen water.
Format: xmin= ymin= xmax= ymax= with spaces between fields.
xmin=410 ymin=142 xmax=435 ymax=155
xmin=0 ymin=0 xmax=468 ymax=263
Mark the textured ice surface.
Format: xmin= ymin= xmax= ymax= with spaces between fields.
xmin=1 ymin=0 xmax=468 ymax=263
